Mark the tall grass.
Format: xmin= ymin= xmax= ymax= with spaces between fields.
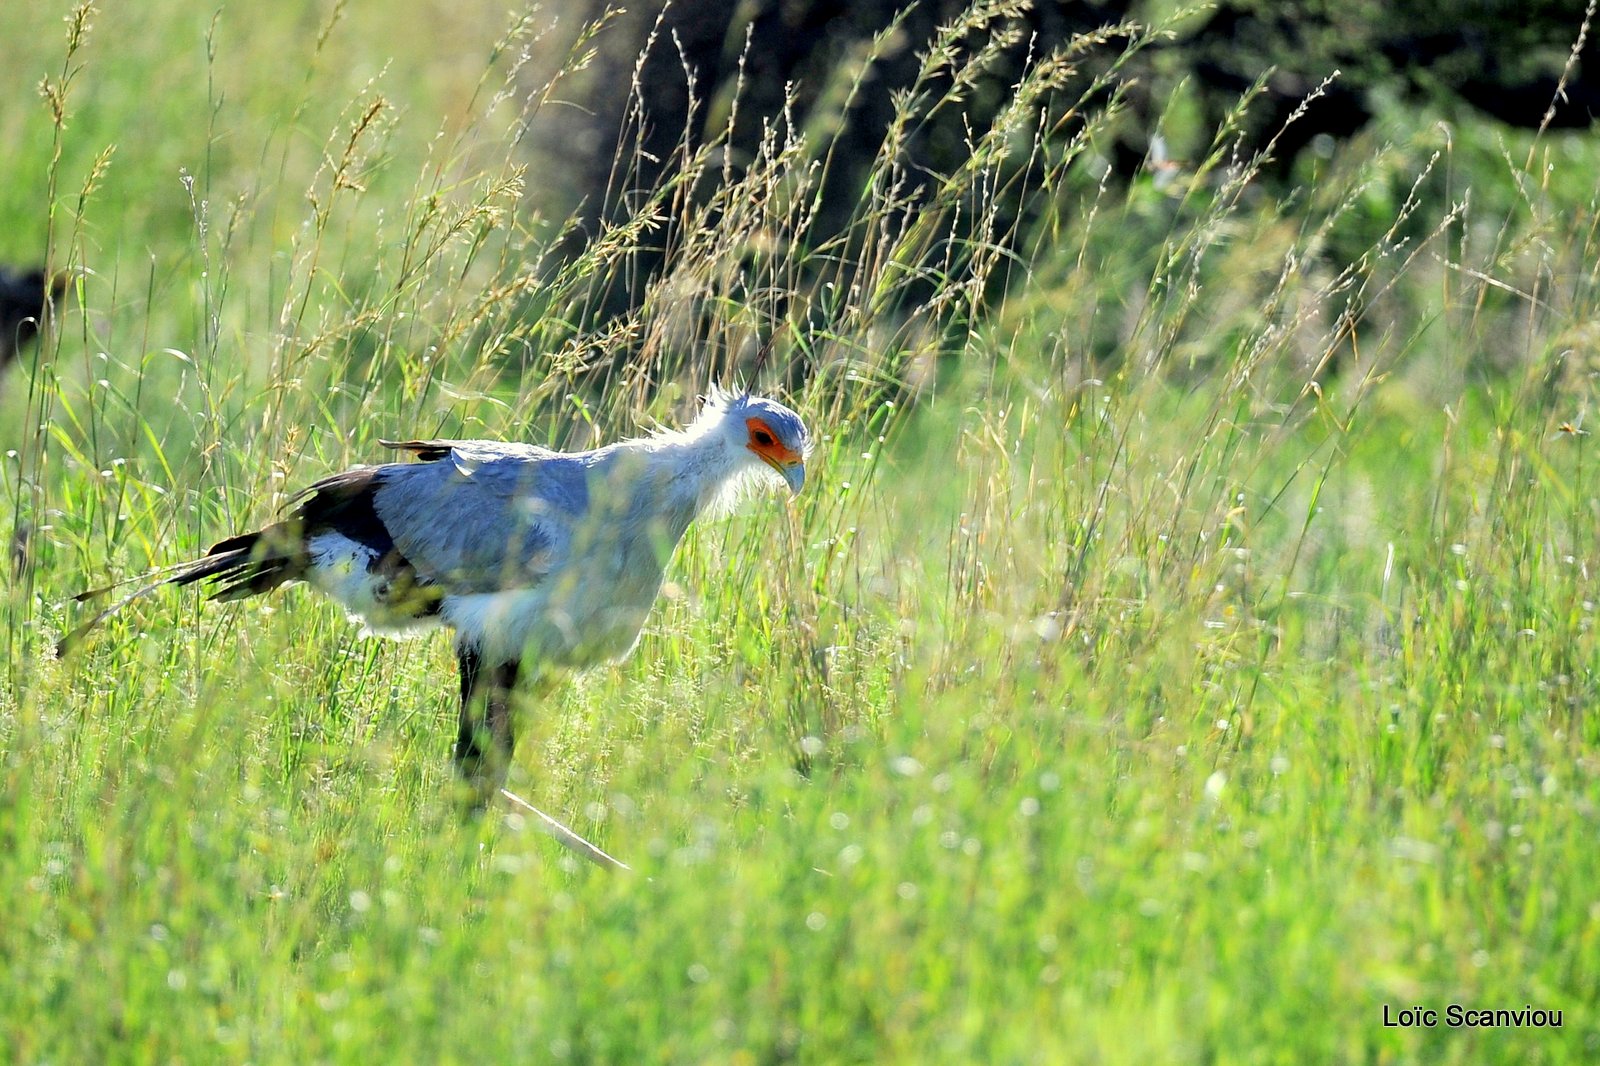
xmin=3 ymin=0 xmax=1598 ymax=1061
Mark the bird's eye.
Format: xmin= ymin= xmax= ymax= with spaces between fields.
xmin=753 ymin=429 xmax=774 ymax=447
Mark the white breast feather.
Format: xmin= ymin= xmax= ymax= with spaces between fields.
xmin=306 ymin=532 xmax=440 ymax=638
xmin=441 ymin=590 xmax=554 ymax=666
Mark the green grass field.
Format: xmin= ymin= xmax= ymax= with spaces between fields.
xmin=3 ymin=1 xmax=1599 ymax=1062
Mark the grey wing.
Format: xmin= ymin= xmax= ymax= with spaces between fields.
xmin=370 ymin=445 xmax=590 ymax=593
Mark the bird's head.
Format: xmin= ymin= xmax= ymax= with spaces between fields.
xmin=700 ymin=388 xmax=811 ymax=496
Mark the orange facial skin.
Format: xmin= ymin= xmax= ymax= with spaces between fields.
xmin=745 ymin=417 xmax=802 ymax=466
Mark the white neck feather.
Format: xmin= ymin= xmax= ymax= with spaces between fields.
xmin=630 ymin=392 xmax=770 ymax=518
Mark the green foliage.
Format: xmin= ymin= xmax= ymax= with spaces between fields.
xmin=3 ymin=1 xmax=1599 ymax=1062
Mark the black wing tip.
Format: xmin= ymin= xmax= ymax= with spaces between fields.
xmin=380 ymin=439 xmax=455 ymax=461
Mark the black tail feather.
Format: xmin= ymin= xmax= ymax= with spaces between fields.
xmin=59 ymin=467 xmax=383 ymax=655
xmin=170 ymin=527 xmax=306 ymax=601
xmin=57 ymin=526 xmax=308 ymax=656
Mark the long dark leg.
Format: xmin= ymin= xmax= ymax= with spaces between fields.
xmin=455 ymin=664 xmax=630 ymax=871
xmin=454 ymin=645 xmax=520 ymax=806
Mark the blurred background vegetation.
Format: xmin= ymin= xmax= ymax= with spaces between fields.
xmin=6 ymin=0 xmax=1596 ymax=399
xmin=525 ymin=0 xmax=1599 ymax=324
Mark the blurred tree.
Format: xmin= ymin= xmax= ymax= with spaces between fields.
xmin=526 ymin=0 xmax=1597 ymax=322
xmin=1161 ymin=0 xmax=1600 ymax=173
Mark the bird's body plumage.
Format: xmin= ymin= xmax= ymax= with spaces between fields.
xmin=180 ymin=393 xmax=801 ymax=665
xmin=66 ymin=388 xmax=812 ymax=807
xmin=304 ymin=436 xmax=709 ymax=666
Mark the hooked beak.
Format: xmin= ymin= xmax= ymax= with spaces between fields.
xmin=771 ymin=458 xmax=806 ymax=496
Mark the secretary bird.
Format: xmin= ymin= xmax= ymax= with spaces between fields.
xmin=1 ymin=266 xmax=68 ymax=369
xmin=63 ymin=389 xmax=810 ymax=864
